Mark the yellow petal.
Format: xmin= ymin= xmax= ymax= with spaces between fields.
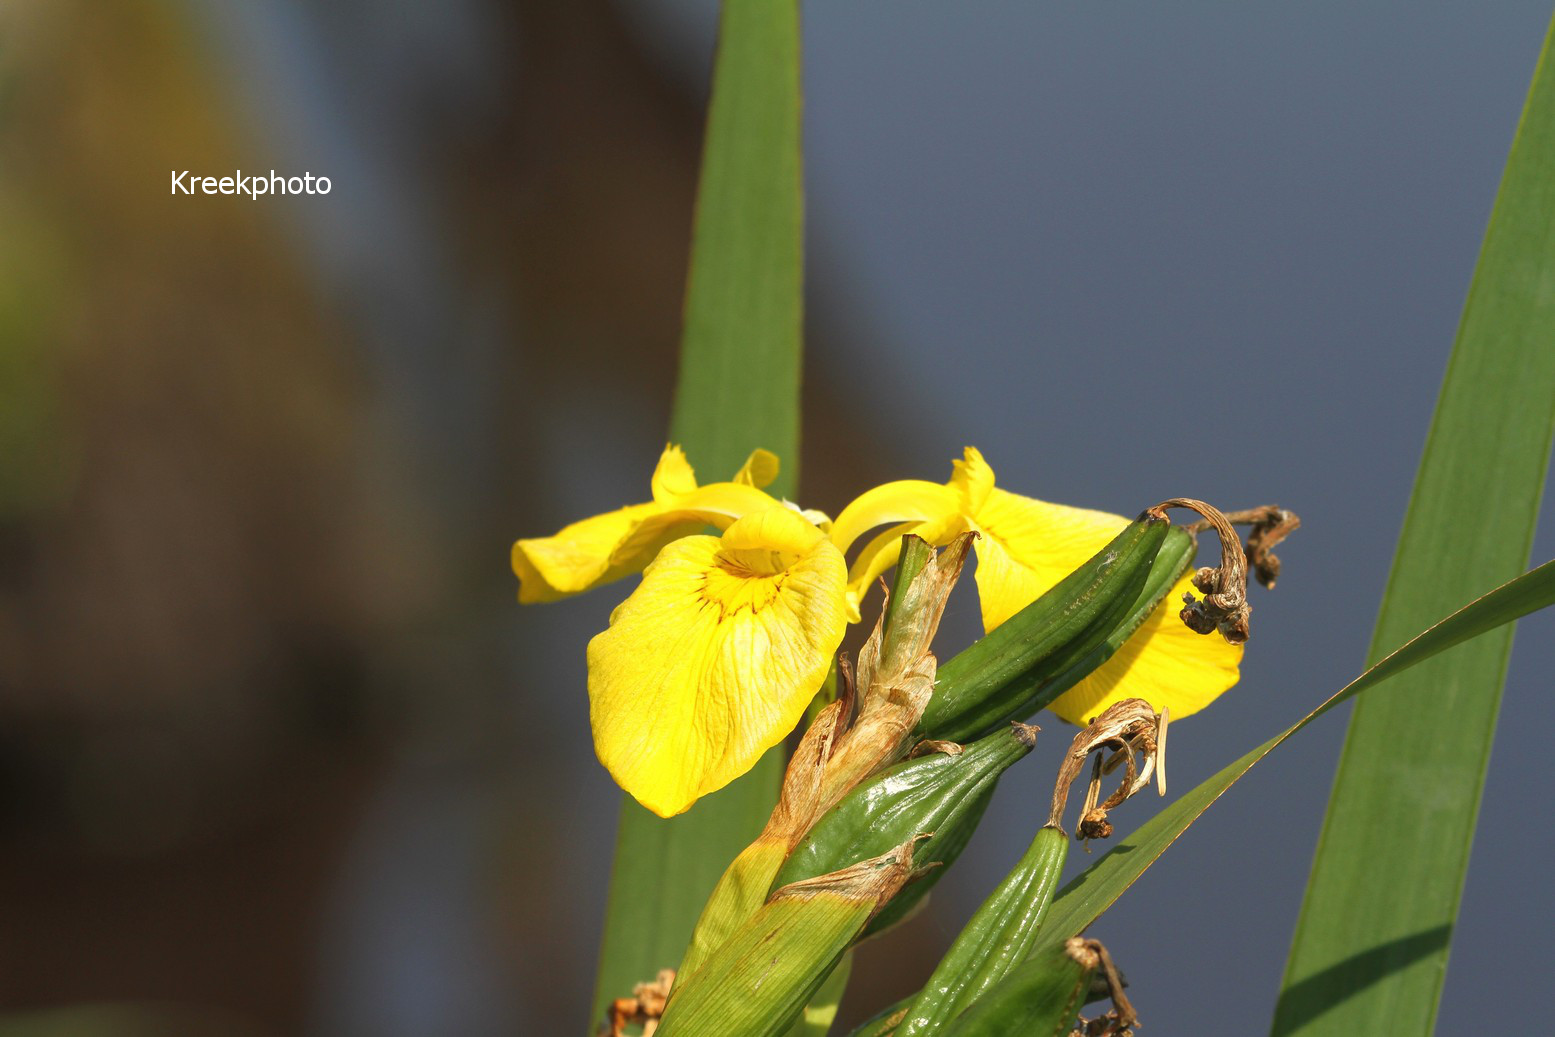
xmin=950 ymin=446 xmax=995 ymax=515
xmin=651 ymin=444 xmax=699 ymax=504
xmin=610 ymin=481 xmax=783 ymax=564
xmin=842 ymin=521 xmax=918 ymax=622
xmin=512 ymin=445 xmax=700 ymax=603
xmin=971 ymin=488 xmax=1135 ymax=631
xmin=512 ymin=502 xmax=669 ymax=603
xmin=587 ymin=507 xmax=849 ymax=817
xmin=514 ymin=446 xmax=794 ymax=605
xmin=1046 ymin=571 xmax=1243 ymax=724
xmin=655 ymin=443 xmax=780 ymax=501
xmin=829 ymin=479 xmax=961 ymax=556
xmin=676 ymin=481 xmax=787 ymax=525
xmin=733 ymin=448 xmax=781 ymax=489
xmin=842 ymin=516 xmax=965 ymax=622
xmin=831 ymin=451 xmax=991 ymax=618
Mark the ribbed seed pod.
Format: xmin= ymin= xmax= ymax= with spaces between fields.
xmin=893 ymin=824 xmax=1070 ymax=1037
xmin=939 ymin=937 xmax=1101 ymax=1037
xmin=1035 ymin=523 xmax=1196 ymax=702
xmin=921 ymin=516 xmax=1171 ymax=743
xmin=843 ymin=963 xmax=1121 ymax=1037
xmin=772 ymin=723 xmax=1038 ymax=937
xmin=848 ymin=698 xmax=1164 ymax=1037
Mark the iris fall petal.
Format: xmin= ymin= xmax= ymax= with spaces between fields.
xmin=587 ymin=507 xmax=849 ymax=817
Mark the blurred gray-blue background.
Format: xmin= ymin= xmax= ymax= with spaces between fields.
xmin=1 ymin=2 xmax=1551 ymax=1035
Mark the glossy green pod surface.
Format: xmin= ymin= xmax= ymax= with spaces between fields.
xmin=895 ymin=824 xmax=1070 ymax=1037
xmin=940 ymin=937 xmax=1096 ymax=1037
xmin=921 ymin=516 xmax=1170 ymax=743
xmin=1034 ymin=524 xmax=1196 ymax=704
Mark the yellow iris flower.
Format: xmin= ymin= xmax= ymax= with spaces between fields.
xmin=589 ymin=507 xmax=848 ymax=818
xmin=512 ymin=445 xmax=1240 ymax=817
xmin=829 ymin=447 xmax=1241 ymax=728
xmin=513 ymin=447 xmax=845 ymax=816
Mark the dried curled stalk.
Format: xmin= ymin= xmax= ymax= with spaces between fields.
xmin=1146 ymin=497 xmax=1300 ymax=645
xmin=1188 ymin=504 xmax=1301 ymax=590
xmin=1069 ymin=938 xmax=1140 ymax=1036
xmin=1047 ymin=698 xmax=1167 ymax=842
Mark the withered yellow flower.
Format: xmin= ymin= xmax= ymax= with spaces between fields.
xmin=831 ymin=448 xmax=1240 ymax=725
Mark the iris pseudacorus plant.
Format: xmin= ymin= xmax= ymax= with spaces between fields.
xmin=512 ymin=446 xmax=1279 ymax=818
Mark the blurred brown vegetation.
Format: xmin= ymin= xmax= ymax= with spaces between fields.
xmin=0 ymin=1 xmax=915 ymax=1034
xmin=0 ymin=2 xmax=416 ymax=1029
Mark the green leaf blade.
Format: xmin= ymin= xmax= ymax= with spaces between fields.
xmin=590 ymin=0 xmax=804 ymax=1029
xmin=670 ymin=0 xmax=804 ymax=488
xmin=1274 ymin=14 xmax=1555 ymax=1035
xmin=1032 ymin=559 xmax=1555 ymax=981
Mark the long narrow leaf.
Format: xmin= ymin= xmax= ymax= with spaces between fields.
xmin=590 ymin=0 xmax=804 ymax=1027
xmin=1036 ymin=559 xmax=1555 ymax=967
xmin=1274 ymin=15 xmax=1555 ymax=1035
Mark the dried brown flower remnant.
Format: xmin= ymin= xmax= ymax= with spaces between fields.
xmin=603 ymin=968 xmax=675 ymax=1037
xmin=907 ymin=738 xmax=967 ymax=759
xmin=757 ymin=534 xmax=977 ymax=852
xmin=1047 ymin=699 xmax=1167 ymax=842
xmin=826 ymin=533 xmax=976 ymax=796
xmin=1070 ymin=938 xmax=1139 ymax=1035
xmin=1147 ymin=498 xmax=1253 ymax=644
xmin=1150 ymin=497 xmax=1303 ymax=644
xmin=1190 ymin=504 xmax=1302 ymax=590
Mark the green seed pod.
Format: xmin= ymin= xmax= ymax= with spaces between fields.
xmin=1035 ymin=523 xmax=1195 ymax=702
xmin=773 ymin=723 xmax=1038 ymax=937
xmin=921 ymin=516 xmax=1171 ymax=743
xmin=657 ymin=844 xmax=917 ymax=1037
xmin=893 ymin=824 xmax=1070 ymax=1037
xmin=939 ymin=937 xmax=1100 ymax=1037
xmin=843 ymin=961 xmax=1121 ymax=1037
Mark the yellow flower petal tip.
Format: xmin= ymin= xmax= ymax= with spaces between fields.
xmin=734 ymin=448 xmax=781 ymax=489
xmin=586 ymin=506 xmax=848 ymax=817
xmin=511 ymin=502 xmax=662 ymax=603
xmin=651 ymin=444 xmax=699 ymax=502
xmin=950 ymin=446 xmax=995 ymax=513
